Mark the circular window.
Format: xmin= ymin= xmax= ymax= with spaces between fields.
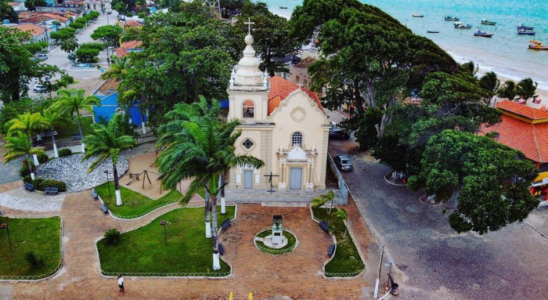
xmin=242 ymin=139 xmax=254 ymax=149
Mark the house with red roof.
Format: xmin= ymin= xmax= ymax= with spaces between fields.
xmin=226 ymin=33 xmax=330 ymax=193
xmin=480 ymin=100 xmax=548 ymax=199
xmin=114 ymin=40 xmax=143 ymax=58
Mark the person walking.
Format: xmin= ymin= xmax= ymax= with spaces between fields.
xmin=118 ymin=274 xmax=125 ymax=293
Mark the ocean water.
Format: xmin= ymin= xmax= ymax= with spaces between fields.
xmin=261 ymin=0 xmax=548 ymax=89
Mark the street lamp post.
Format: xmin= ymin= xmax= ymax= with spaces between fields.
xmin=160 ymin=220 xmax=167 ymax=245
xmin=1 ymin=223 xmax=12 ymax=250
xmin=102 ymin=37 xmax=111 ymax=68
xmin=104 ymin=170 xmax=111 ymax=196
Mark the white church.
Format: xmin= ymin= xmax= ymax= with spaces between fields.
xmin=226 ymin=31 xmax=331 ymax=193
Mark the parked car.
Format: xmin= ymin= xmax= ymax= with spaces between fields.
xmin=36 ymin=54 xmax=48 ymax=61
xmin=107 ymin=10 xmax=112 ymax=14
xmin=329 ymin=128 xmax=350 ymax=140
xmin=334 ymin=155 xmax=353 ymax=171
xmin=33 ymin=85 xmax=47 ymax=93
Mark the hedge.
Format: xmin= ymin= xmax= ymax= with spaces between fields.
xmin=58 ymin=148 xmax=72 ymax=157
xmin=22 ymin=177 xmax=67 ymax=192
xmin=37 ymin=153 xmax=48 ymax=164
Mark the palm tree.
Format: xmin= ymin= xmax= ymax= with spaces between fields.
xmin=53 ymin=89 xmax=101 ymax=152
xmin=60 ymin=36 xmax=79 ymax=54
xmin=6 ymin=112 xmax=49 ymax=165
xmin=334 ymin=208 xmax=348 ymax=238
xmin=42 ymin=109 xmax=69 ymax=158
xmin=478 ymin=72 xmax=500 ymax=104
xmin=3 ymin=132 xmax=45 ymax=180
xmin=156 ymin=113 xmax=264 ymax=271
xmin=497 ymin=80 xmax=518 ymax=100
xmin=311 ymin=191 xmax=335 ymax=214
xmin=517 ymin=78 xmax=538 ymax=103
xmin=460 ymin=61 xmax=479 ymax=78
xmin=82 ymin=114 xmax=136 ymax=205
xmin=101 ymin=56 xmax=130 ymax=81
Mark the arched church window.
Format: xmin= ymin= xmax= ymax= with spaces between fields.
xmin=292 ymin=132 xmax=303 ymax=147
xmin=243 ymin=100 xmax=254 ymax=118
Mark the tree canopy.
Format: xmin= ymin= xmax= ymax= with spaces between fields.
xmin=0 ymin=1 xmax=18 ymax=22
xmin=91 ymin=25 xmax=123 ymax=47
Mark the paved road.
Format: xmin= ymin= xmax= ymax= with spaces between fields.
xmin=323 ymin=110 xmax=548 ymax=300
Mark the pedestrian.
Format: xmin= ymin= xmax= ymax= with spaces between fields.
xmin=118 ymin=274 xmax=124 ymax=293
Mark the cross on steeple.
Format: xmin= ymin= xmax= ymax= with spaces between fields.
xmin=297 ymin=83 xmax=303 ymax=89
xmin=244 ymin=17 xmax=255 ymax=35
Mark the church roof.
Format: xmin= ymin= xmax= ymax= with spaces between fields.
xmin=268 ymin=76 xmax=323 ymax=115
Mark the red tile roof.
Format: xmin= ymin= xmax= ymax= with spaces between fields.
xmin=120 ymin=40 xmax=142 ymax=49
xmin=480 ymin=115 xmax=548 ymax=163
xmin=268 ymin=75 xmax=323 ymax=115
xmin=8 ymin=2 xmax=20 ymax=6
xmin=124 ymin=20 xmax=143 ymax=27
xmin=496 ymin=100 xmax=548 ymax=120
xmin=14 ymin=24 xmax=44 ymax=37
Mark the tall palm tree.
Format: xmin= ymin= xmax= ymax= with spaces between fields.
xmin=3 ymin=132 xmax=45 ymax=180
xmin=497 ymin=80 xmax=518 ymax=100
xmin=42 ymin=109 xmax=69 ymax=158
xmin=82 ymin=114 xmax=136 ymax=205
xmin=53 ymin=89 xmax=101 ymax=152
xmin=478 ymin=72 xmax=500 ymax=104
xmin=6 ymin=112 xmax=49 ymax=165
xmin=157 ymin=115 xmax=264 ymax=271
xmin=312 ymin=191 xmax=335 ymax=214
xmin=517 ymin=78 xmax=538 ymax=102
xmin=101 ymin=56 xmax=130 ymax=81
xmin=60 ymin=36 xmax=79 ymax=54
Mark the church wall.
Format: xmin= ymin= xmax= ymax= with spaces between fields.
xmin=229 ymin=127 xmax=273 ymax=189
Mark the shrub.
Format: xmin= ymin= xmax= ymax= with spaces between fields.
xmin=25 ymin=252 xmax=45 ymax=269
xmin=58 ymin=148 xmax=72 ymax=157
xmin=37 ymin=153 xmax=49 ymax=164
xmin=137 ymin=11 xmax=146 ymax=18
xmin=104 ymin=229 xmax=121 ymax=245
xmin=22 ymin=175 xmax=32 ymax=184
xmin=20 ymin=164 xmax=30 ymax=177
xmin=126 ymin=12 xmax=133 ymax=17
xmin=35 ymin=179 xmax=67 ymax=192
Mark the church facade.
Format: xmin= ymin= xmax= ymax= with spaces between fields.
xmin=226 ymin=33 xmax=330 ymax=192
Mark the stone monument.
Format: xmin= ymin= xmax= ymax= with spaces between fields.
xmin=272 ymin=215 xmax=283 ymax=245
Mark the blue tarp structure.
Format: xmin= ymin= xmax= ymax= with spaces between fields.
xmin=93 ymin=92 xmax=147 ymax=125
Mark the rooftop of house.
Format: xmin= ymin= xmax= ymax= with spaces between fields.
xmin=496 ymin=100 xmax=548 ymax=122
xmin=268 ymin=75 xmax=323 ymax=115
xmin=294 ymin=56 xmax=316 ymax=68
xmin=124 ymin=19 xmax=143 ymax=27
xmin=7 ymin=2 xmax=21 ymax=6
xmin=95 ymin=78 xmax=120 ymax=96
xmin=14 ymin=23 xmax=44 ymax=37
xmin=115 ymin=40 xmax=142 ymax=58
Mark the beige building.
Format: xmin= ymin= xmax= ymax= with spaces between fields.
xmin=227 ymin=33 xmax=330 ymax=192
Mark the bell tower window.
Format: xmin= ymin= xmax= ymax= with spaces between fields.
xmin=243 ymin=100 xmax=254 ymax=118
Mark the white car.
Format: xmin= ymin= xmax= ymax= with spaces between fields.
xmin=33 ymin=85 xmax=47 ymax=93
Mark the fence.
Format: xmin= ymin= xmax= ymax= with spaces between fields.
xmin=327 ymin=154 xmax=349 ymax=204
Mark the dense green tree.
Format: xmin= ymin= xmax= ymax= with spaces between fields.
xmin=497 ymin=80 xmax=518 ymax=100
xmin=75 ymin=43 xmax=103 ymax=63
xmin=24 ymin=0 xmax=46 ymax=11
xmin=83 ymin=114 xmax=136 ymax=205
xmin=156 ymin=105 xmax=264 ymax=270
xmin=120 ymin=7 xmax=234 ymax=127
xmin=111 ymin=0 xmax=135 ymax=13
xmin=101 ymin=56 xmax=130 ymax=81
xmin=0 ymin=27 xmax=60 ymax=103
xmin=91 ymin=25 xmax=123 ymax=47
xmin=0 ymin=1 xmax=18 ymax=22
xmin=517 ymin=78 xmax=538 ymax=102
xmin=69 ymin=22 xmax=84 ymax=30
xmin=478 ymin=71 xmax=500 ymax=103
xmin=407 ymin=130 xmax=539 ymax=234
xmin=2 ymin=132 xmax=45 ymax=180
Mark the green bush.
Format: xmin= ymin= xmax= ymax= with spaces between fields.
xmin=35 ymin=179 xmax=67 ymax=192
xmin=126 ymin=12 xmax=134 ymax=17
xmin=58 ymin=148 xmax=72 ymax=157
xmin=37 ymin=153 xmax=48 ymax=164
xmin=104 ymin=229 xmax=121 ymax=245
xmin=25 ymin=252 xmax=45 ymax=269
xmin=137 ymin=11 xmax=146 ymax=18
xmin=22 ymin=175 xmax=32 ymax=184
xmin=20 ymin=164 xmax=30 ymax=177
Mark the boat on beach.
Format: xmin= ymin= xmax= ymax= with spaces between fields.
xmin=427 ymin=30 xmax=439 ymax=33
xmin=517 ymin=24 xmax=534 ymax=30
xmin=412 ymin=13 xmax=424 ymax=17
xmin=454 ymin=22 xmax=472 ymax=29
xmin=481 ymin=19 xmax=497 ymax=25
xmin=518 ymin=29 xmax=536 ymax=36
xmin=474 ymin=30 xmax=493 ymax=38
xmin=529 ymin=40 xmax=548 ymax=51
xmin=279 ymin=6 xmax=287 ymax=9
xmin=444 ymin=15 xmax=459 ymax=21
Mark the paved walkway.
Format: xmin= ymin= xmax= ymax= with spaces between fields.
xmin=0 ymin=183 xmax=374 ymax=299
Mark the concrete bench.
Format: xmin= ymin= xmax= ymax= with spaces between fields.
xmin=328 ymin=244 xmax=335 ymax=258
xmin=319 ymin=220 xmax=329 ymax=233
xmin=221 ymin=219 xmax=231 ymax=230
xmin=24 ymin=182 xmax=34 ymax=192
xmin=44 ymin=187 xmax=59 ymax=195
xmin=218 ymin=243 xmax=225 ymax=256
xmin=101 ymin=203 xmax=109 ymax=214
xmin=91 ymin=189 xmax=98 ymax=200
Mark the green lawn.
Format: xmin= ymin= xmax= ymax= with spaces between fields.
xmin=97 ymin=206 xmax=235 ymax=275
xmin=55 ymin=116 xmax=94 ymax=140
xmin=95 ymin=183 xmax=182 ymax=218
xmin=0 ymin=217 xmax=61 ymax=278
xmin=312 ymin=208 xmax=364 ymax=276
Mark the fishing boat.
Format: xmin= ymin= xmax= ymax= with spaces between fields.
xmin=474 ymin=30 xmax=493 ymax=38
xmin=517 ymin=24 xmax=534 ymax=30
xmin=481 ymin=19 xmax=497 ymax=25
xmin=529 ymin=40 xmax=548 ymax=51
xmin=444 ymin=15 xmax=459 ymax=21
xmin=427 ymin=30 xmax=439 ymax=33
xmin=454 ymin=22 xmax=472 ymax=29
xmin=279 ymin=6 xmax=287 ymax=9
xmin=518 ymin=29 xmax=536 ymax=36
xmin=412 ymin=13 xmax=424 ymax=18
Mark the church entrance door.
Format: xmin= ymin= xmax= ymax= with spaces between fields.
xmin=290 ymin=167 xmax=302 ymax=190
xmin=244 ymin=170 xmax=253 ymax=189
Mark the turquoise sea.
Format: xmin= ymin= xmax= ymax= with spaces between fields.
xmin=260 ymin=0 xmax=548 ymax=89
